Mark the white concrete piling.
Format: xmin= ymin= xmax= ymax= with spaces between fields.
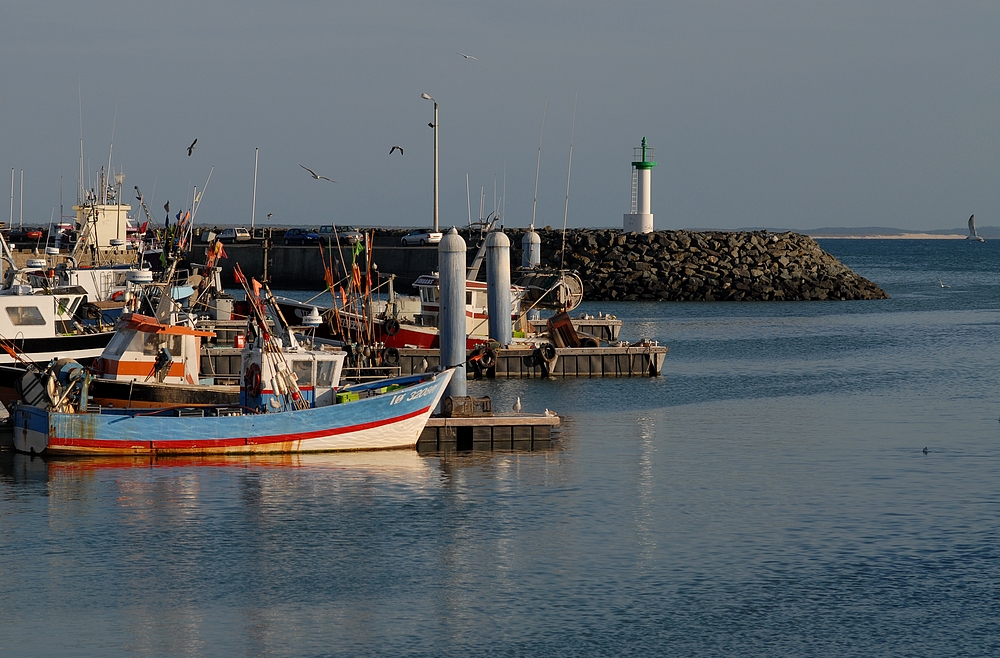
xmin=486 ymin=230 xmax=512 ymax=346
xmin=438 ymin=227 xmax=467 ymax=398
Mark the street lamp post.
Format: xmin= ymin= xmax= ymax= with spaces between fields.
xmin=421 ymin=93 xmax=439 ymax=232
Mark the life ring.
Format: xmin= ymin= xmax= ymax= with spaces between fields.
xmin=244 ymin=363 xmax=262 ymax=397
xmin=382 ymin=318 xmax=401 ymax=336
xmin=111 ymin=290 xmax=124 ymax=302
xmin=479 ymin=347 xmax=497 ymax=369
xmin=541 ymin=343 xmax=557 ymax=361
xmin=382 ymin=347 xmax=400 ymax=366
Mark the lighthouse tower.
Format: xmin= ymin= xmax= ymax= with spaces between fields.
xmin=623 ymin=137 xmax=656 ymax=233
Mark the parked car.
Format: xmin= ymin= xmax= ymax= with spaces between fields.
xmin=400 ymin=229 xmax=443 ymax=246
xmin=283 ymin=228 xmax=320 ymax=246
xmin=218 ymin=227 xmax=252 ymax=243
xmin=4 ymin=227 xmax=45 ymax=247
xmin=318 ymin=225 xmax=363 ymax=245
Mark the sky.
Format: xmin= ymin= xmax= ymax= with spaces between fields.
xmin=1 ymin=1 xmax=998 ymax=232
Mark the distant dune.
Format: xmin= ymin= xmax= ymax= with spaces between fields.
xmin=812 ymin=232 xmax=966 ymax=240
xmin=734 ymin=226 xmax=994 ymax=239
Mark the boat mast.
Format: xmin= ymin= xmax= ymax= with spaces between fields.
xmin=560 ymin=95 xmax=577 ymax=270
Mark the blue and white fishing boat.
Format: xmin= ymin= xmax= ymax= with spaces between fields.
xmin=12 ymin=288 xmax=454 ymax=455
xmin=12 ymin=368 xmax=451 ymax=455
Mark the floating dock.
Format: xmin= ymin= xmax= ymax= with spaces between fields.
xmin=200 ymin=343 xmax=666 ymax=380
xmin=417 ymin=413 xmax=559 ymax=452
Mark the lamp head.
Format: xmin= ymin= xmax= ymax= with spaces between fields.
xmin=421 ymin=93 xmax=434 ymax=101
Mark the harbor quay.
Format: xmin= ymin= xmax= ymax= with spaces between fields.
xmin=190 ymin=227 xmax=886 ymax=301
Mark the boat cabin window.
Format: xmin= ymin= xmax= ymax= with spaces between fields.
xmin=467 ymin=291 xmax=474 ymax=306
xmin=104 ymin=331 xmax=133 ymax=357
xmin=55 ymin=297 xmax=80 ymax=316
xmin=291 ymin=359 xmax=313 ymax=386
xmin=420 ymin=288 xmax=439 ymax=304
xmin=142 ymin=333 xmax=183 ymax=357
xmin=6 ymin=306 xmax=46 ymax=326
xmin=316 ymin=360 xmax=337 ymax=387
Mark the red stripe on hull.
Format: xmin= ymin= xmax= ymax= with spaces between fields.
xmin=48 ymin=406 xmax=430 ymax=451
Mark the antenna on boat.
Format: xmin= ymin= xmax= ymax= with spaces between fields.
xmin=502 ymin=161 xmax=506 ymax=228
xmin=466 ymin=173 xmax=472 ymax=229
xmin=78 ymin=82 xmax=85 ymax=203
xmin=530 ymin=98 xmax=546 ymax=230
xmin=251 ymin=147 xmax=259 ymax=231
xmin=561 ymin=94 xmax=577 ymax=270
xmin=106 ymin=97 xmax=119 ymax=200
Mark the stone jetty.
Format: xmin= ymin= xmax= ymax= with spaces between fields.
xmin=500 ymin=228 xmax=887 ymax=302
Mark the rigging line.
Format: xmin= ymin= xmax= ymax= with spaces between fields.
xmin=530 ymin=98 xmax=546 ymax=229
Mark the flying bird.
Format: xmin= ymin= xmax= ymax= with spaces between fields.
xmin=187 ymin=139 xmax=197 ymax=156
xmin=457 ymin=52 xmax=477 ymax=60
xmin=512 ymin=396 xmax=521 ymax=413
xmin=389 ymin=146 xmax=404 ymax=155
xmin=299 ymin=165 xmax=336 ymax=183
xmin=937 ymin=278 xmax=950 ymax=288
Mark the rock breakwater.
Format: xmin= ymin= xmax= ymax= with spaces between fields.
xmin=504 ymin=228 xmax=887 ymax=301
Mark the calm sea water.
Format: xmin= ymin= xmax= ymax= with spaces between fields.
xmin=3 ymin=239 xmax=1000 ymax=656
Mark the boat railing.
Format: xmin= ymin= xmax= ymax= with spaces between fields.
xmin=340 ymin=366 xmax=402 ymax=384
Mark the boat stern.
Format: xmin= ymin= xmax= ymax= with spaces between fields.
xmin=12 ymin=404 xmax=51 ymax=454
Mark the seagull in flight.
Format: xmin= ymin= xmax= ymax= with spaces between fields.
xmin=937 ymin=278 xmax=951 ymax=288
xmin=457 ymin=52 xmax=477 ymax=60
xmin=299 ymin=165 xmax=336 ymax=183
xmin=389 ymin=146 xmax=404 ymax=155
xmin=187 ymin=139 xmax=197 ymax=156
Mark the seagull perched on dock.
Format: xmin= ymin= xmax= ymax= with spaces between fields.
xmin=419 ymin=357 xmax=428 ymax=374
xmin=457 ymin=52 xmax=477 ymax=60
xmin=512 ymin=396 xmax=521 ymax=413
xmin=187 ymin=139 xmax=197 ymax=156
xmin=389 ymin=145 xmax=403 ymax=155
xmin=299 ymin=165 xmax=336 ymax=183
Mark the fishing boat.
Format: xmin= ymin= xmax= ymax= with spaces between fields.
xmin=12 ymin=368 xmax=452 ymax=455
xmin=85 ymin=311 xmax=237 ymax=408
xmin=12 ymin=295 xmax=454 ymax=455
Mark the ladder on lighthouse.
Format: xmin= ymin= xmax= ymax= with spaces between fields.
xmin=629 ymin=167 xmax=638 ymax=214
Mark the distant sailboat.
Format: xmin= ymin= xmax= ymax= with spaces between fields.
xmin=967 ymin=214 xmax=986 ymax=242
